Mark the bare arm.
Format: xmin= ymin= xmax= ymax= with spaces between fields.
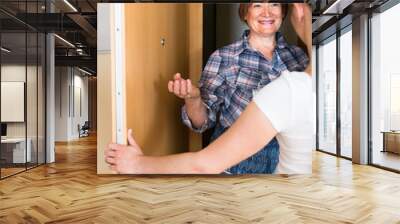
xmin=195 ymin=102 xmax=277 ymax=173
xmin=168 ymin=73 xmax=208 ymax=128
xmin=105 ymin=102 xmax=277 ymax=174
xmin=290 ymin=3 xmax=312 ymax=75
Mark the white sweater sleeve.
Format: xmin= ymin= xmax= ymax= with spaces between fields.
xmin=252 ymin=75 xmax=292 ymax=133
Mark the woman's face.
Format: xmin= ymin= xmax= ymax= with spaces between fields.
xmin=245 ymin=3 xmax=283 ymax=37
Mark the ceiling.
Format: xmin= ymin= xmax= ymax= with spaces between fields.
xmin=0 ymin=0 xmax=98 ymax=74
xmin=311 ymin=0 xmax=391 ymax=43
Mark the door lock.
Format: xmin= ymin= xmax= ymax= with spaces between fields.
xmin=160 ymin=38 xmax=166 ymax=47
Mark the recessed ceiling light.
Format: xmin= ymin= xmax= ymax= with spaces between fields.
xmin=323 ymin=0 xmax=355 ymax=15
xmin=63 ymin=0 xmax=78 ymax=12
xmin=78 ymin=67 xmax=93 ymax=76
xmin=1 ymin=47 xmax=11 ymax=53
xmin=54 ymin=34 xmax=75 ymax=48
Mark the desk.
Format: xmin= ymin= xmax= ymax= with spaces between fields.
xmin=381 ymin=131 xmax=400 ymax=154
xmin=1 ymin=138 xmax=31 ymax=163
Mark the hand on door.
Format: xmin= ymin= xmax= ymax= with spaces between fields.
xmin=168 ymin=73 xmax=200 ymax=100
xmin=105 ymin=129 xmax=144 ymax=174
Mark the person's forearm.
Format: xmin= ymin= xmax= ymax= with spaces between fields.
xmin=185 ymin=97 xmax=208 ymax=129
xmin=135 ymin=151 xmax=214 ymax=174
xmin=131 ymin=103 xmax=277 ymax=174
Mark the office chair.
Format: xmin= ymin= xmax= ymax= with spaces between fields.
xmin=79 ymin=121 xmax=90 ymax=138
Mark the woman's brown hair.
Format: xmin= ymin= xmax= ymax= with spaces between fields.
xmin=238 ymin=3 xmax=288 ymax=23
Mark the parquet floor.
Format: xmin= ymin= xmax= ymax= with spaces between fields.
xmin=373 ymin=151 xmax=400 ymax=171
xmin=1 ymin=135 xmax=400 ymax=223
xmin=1 ymin=167 xmax=26 ymax=178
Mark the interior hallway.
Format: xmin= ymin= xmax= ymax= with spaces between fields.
xmin=0 ymin=135 xmax=399 ymax=223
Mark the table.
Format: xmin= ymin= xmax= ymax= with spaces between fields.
xmin=381 ymin=131 xmax=400 ymax=154
xmin=1 ymin=138 xmax=31 ymax=163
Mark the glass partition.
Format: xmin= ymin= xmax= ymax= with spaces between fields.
xmin=371 ymin=3 xmax=400 ymax=171
xmin=38 ymin=32 xmax=45 ymax=165
xmin=26 ymin=0 xmax=41 ymax=169
xmin=339 ymin=28 xmax=352 ymax=158
xmin=0 ymin=1 xmax=46 ymax=179
xmin=27 ymin=30 xmax=38 ymax=169
xmin=317 ymin=36 xmax=337 ymax=155
xmin=1 ymin=30 xmax=28 ymax=177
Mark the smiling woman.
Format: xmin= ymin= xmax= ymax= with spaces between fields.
xmin=239 ymin=3 xmax=288 ymax=39
xmin=166 ymin=2 xmax=309 ymax=174
xmin=238 ymin=3 xmax=287 ymax=61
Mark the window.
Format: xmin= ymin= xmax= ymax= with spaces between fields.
xmin=370 ymin=2 xmax=400 ymax=171
xmin=339 ymin=28 xmax=352 ymax=158
xmin=317 ymin=36 xmax=337 ymax=155
xmin=390 ymin=74 xmax=400 ymax=130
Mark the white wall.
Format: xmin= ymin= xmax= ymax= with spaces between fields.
xmin=55 ymin=66 xmax=70 ymax=141
xmin=1 ymin=65 xmax=26 ymax=81
xmin=71 ymin=72 xmax=89 ymax=138
xmin=54 ymin=67 xmax=89 ymax=141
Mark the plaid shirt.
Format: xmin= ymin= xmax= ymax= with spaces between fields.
xmin=182 ymin=30 xmax=309 ymax=132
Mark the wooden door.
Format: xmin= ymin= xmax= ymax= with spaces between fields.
xmin=124 ymin=3 xmax=202 ymax=156
xmin=97 ymin=3 xmax=202 ymax=173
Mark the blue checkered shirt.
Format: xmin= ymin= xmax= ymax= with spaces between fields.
xmin=182 ymin=30 xmax=309 ymax=132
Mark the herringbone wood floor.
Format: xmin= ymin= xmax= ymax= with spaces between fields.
xmin=1 ymin=135 xmax=400 ymax=223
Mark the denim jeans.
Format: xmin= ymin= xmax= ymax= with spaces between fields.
xmin=210 ymin=124 xmax=279 ymax=174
